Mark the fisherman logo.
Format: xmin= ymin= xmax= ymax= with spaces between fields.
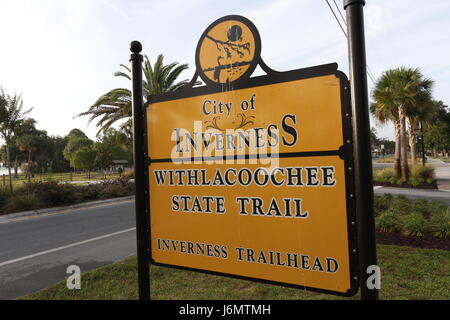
xmin=196 ymin=15 xmax=261 ymax=86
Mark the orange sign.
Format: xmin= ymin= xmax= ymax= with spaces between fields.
xmin=146 ymin=15 xmax=358 ymax=297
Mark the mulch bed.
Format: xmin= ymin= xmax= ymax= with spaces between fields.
xmin=374 ymin=181 xmax=438 ymax=190
xmin=376 ymin=232 xmax=449 ymax=251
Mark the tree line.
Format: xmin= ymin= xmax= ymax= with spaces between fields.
xmin=0 ymin=53 xmax=192 ymax=192
xmin=0 ymin=88 xmax=133 ymax=191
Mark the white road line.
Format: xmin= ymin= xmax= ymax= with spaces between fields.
xmin=0 ymin=227 xmax=136 ymax=267
xmin=373 ymin=186 xmax=383 ymax=190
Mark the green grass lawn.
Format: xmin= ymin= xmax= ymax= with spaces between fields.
xmin=20 ymin=244 xmax=450 ymax=300
xmin=375 ymin=157 xmax=395 ymax=163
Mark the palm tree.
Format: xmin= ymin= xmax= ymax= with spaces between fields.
xmin=371 ymin=67 xmax=433 ymax=182
xmin=406 ymin=87 xmax=434 ymax=165
xmin=15 ymin=118 xmax=49 ymax=179
xmin=371 ymin=72 xmax=401 ymax=178
xmin=77 ymin=54 xmax=191 ymax=136
xmin=0 ymin=88 xmax=33 ymax=191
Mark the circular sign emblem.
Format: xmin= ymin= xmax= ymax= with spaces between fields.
xmin=195 ymin=15 xmax=261 ymax=86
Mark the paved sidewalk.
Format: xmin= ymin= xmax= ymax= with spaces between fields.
xmin=374 ymin=186 xmax=450 ymax=205
xmin=435 ymin=165 xmax=450 ymax=192
xmin=423 ymin=158 xmax=450 ymax=191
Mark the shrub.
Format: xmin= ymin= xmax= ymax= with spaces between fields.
xmin=411 ymin=199 xmax=429 ymax=217
xmin=98 ymin=184 xmax=128 ymax=199
xmin=89 ymin=179 xmax=135 ymax=200
xmin=376 ymin=210 xmax=402 ymax=233
xmin=66 ymin=180 xmax=134 ymax=203
xmin=428 ymin=201 xmax=447 ymax=216
xmin=380 ymin=193 xmax=394 ymax=202
xmin=122 ymin=169 xmax=134 ymax=180
xmin=17 ymin=181 xmax=78 ymax=207
xmin=429 ymin=209 xmax=450 ymax=239
xmin=373 ymin=166 xmax=435 ymax=187
xmin=111 ymin=177 xmax=133 ymax=188
xmin=403 ymin=212 xmax=429 ymax=236
xmin=410 ymin=178 xmax=420 ymax=187
xmin=4 ymin=192 xmax=44 ymax=213
xmin=374 ymin=194 xmax=392 ymax=216
xmin=0 ymin=188 xmax=10 ymax=211
xmin=0 ymin=179 xmax=135 ymax=215
xmin=373 ymin=168 xmax=395 ymax=183
xmin=410 ymin=165 xmax=435 ymax=182
xmin=73 ymin=184 xmax=99 ymax=202
xmin=391 ymin=195 xmax=411 ymax=215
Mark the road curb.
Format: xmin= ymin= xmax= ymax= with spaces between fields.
xmin=0 ymin=196 xmax=135 ymax=221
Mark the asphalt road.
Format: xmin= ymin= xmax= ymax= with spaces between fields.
xmin=0 ymin=200 xmax=136 ymax=300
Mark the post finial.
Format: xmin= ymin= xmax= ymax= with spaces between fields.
xmin=130 ymin=41 xmax=142 ymax=53
xmin=343 ymin=0 xmax=365 ymax=9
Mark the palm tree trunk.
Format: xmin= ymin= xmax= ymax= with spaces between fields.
xmin=408 ymin=117 xmax=417 ymax=165
xmin=399 ymin=105 xmax=409 ymax=182
xmin=394 ymin=120 xmax=401 ymax=178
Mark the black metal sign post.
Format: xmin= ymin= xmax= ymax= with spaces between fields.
xmin=343 ymin=0 xmax=379 ymax=300
xmin=420 ymin=121 xmax=426 ymax=166
xmin=130 ymin=40 xmax=151 ymax=300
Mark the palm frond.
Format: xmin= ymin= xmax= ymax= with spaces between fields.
xmin=78 ymin=53 xmax=192 ymax=136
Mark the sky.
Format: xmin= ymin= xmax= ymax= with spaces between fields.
xmin=1 ymin=0 xmax=449 ymax=142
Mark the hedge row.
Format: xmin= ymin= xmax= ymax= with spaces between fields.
xmin=374 ymin=194 xmax=449 ymax=238
xmin=373 ymin=166 xmax=436 ymax=187
xmin=0 ymin=179 xmax=135 ymax=215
